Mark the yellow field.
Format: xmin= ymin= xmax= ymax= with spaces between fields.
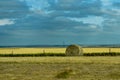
xmin=0 ymin=48 xmax=66 ymax=54
xmin=0 ymin=47 xmax=120 ymax=54
xmin=84 ymin=48 xmax=120 ymax=53
xmin=0 ymin=57 xmax=120 ymax=80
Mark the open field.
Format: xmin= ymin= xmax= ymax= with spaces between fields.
xmin=0 ymin=48 xmax=120 ymax=79
xmin=0 ymin=48 xmax=66 ymax=54
xmin=0 ymin=48 xmax=120 ymax=54
xmin=0 ymin=57 xmax=120 ymax=80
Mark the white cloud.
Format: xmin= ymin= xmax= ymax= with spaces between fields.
xmin=0 ymin=19 xmax=15 ymax=26
xmin=69 ymin=16 xmax=104 ymax=26
xmin=90 ymin=25 xmax=97 ymax=29
xmin=21 ymin=0 xmax=50 ymax=11
xmin=101 ymin=0 xmax=112 ymax=6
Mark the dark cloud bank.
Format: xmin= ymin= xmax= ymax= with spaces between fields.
xmin=0 ymin=0 xmax=120 ymax=45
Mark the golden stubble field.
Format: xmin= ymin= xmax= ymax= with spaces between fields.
xmin=0 ymin=48 xmax=120 ymax=54
xmin=0 ymin=57 xmax=120 ymax=80
xmin=0 ymin=48 xmax=120 ymax=80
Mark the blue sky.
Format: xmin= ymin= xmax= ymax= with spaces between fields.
xmin=0 ymin=0 xmax=120 ymax=46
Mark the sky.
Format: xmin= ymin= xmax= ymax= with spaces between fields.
xmin=0 ymin=0 xmax=120 ymax=46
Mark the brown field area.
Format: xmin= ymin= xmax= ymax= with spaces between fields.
xmin=0 ymin=57 xmax=120 ymax=80
xmin=0 ymin=48 xmax=120 ymax=54
xmin=0 ymin=48 xmax=120 ymax=80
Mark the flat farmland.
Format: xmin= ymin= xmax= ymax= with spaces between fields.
xmin=0 ymin=57 xmax=120 ymax=80
xmin=0 ymin=48 xmax=120 ymax=80
xmin=0 ymin=48 xmax=66 ymax=54
xmin=0 ymin=48 xmax=120 ymax=54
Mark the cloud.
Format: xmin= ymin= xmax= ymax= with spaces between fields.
xmin=0 ymin=19 xmax=15 ymax=26
xmin=0 ymin=0 xmax=29 ymax=18
xmin=0 ymin=0 xmax=120 ymax=45
xmin=17 ymin=0 xmax=104 ymax=33
xmin=101 ymin=1 xmax=120 ymax=34
xmin=69 ymin=16 xmax=104 ymax=26
xmin=21 ymin=0 xmax=103 ymax=17
xmin=103 ymin=16 xmax=120 ymax=34
xmin=112 ymin=2 xmax=120 ymax=8
xmin=12 ymin=14 xmax=102 ymax=36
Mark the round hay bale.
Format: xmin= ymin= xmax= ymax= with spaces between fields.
xmin=65 ymin=44 xmax=83 ymax=56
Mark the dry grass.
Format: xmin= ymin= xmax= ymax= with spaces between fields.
xmin=83 ymin=48 xmax=120 ymax=53
xmin=0 ymin=57 xmax=120 ymax=80
xmin=0 ymin=57 xmax=120 ymax=64
xmin=0 ymin=48 xmax=66 ymax=54
xmin=0 ymin=48 xmax=120 ymax=80
xmin=0 ymin=48 xmax=120 ymax=54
